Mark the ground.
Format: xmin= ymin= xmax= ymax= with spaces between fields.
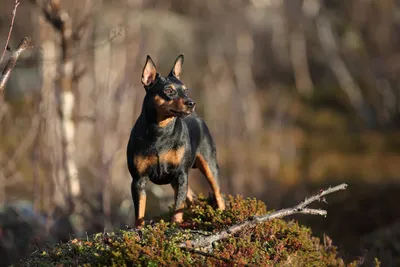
xmin=20 ymin=195 xmax=376 ymax=267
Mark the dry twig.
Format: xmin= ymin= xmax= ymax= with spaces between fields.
xmin=0 ymin=37 xmax=31 ymax=94
xmin=0 ymin=0 xmax=21 ymax=63
xmin=180 ymin=183 xmax=348 ymax=248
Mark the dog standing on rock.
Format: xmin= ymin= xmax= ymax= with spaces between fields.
xmin=127 ymin=54 xmax=226 ymax=228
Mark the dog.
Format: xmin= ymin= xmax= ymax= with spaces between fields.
xmin=126 ymin=54 xmax=226 ymax=228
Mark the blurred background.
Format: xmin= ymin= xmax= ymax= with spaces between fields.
xmin=1 ymin=0 xmax=400 ymax=266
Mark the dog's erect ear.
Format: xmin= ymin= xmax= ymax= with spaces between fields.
xmin=141 ymin=55 xmax=157 ymax=86
xmin=168 ymin=54 xmax=184 ymax=79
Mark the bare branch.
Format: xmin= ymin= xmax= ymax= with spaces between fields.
xmin=0 ymin=0 xmax=21 ymax=63
xmin=180 ymin=183 xmax=348 ymax=248
xmin=0 ymin=37 xmax=31 ymax=95
xmin=296 ymin=184 xmax=347 ymax=209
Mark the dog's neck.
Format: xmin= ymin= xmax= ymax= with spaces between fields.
xmin=140 ymin=94 xmax=177 ymax=138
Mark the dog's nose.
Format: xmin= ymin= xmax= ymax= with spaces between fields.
xmin=186 ymin=100 xmax=195 ymax=108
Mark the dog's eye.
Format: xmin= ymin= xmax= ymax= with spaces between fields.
xmin=164 ymin=88 xmax=175 ymax=95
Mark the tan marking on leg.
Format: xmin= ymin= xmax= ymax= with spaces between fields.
xmin=136 ymin=193 xmax=147 ymax=228
xmin=195 ymin=153 xmax=225 ymax=210
xmin=172 ymin=186 xmax=185 ymax=224
xmin=186 ymin=186 xmax=196 ymax=206
xmin=172 ymin=211 xmax=184 ymax=223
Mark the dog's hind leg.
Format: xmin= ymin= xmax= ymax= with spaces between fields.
xmin=194 ymin=153 xmax=225 ymax=210
xmin=186 ymin=186 xmax=196 ymax=206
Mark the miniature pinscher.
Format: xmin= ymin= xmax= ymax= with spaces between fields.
xmin=127 ymin=54 xmax=226 ymax=228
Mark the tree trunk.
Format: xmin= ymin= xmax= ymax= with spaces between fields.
xmin=38 ymin=16 xmax=67 ymax=212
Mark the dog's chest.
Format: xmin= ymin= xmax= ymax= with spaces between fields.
xmin=133 ymin=146 xmax=186 ymax=184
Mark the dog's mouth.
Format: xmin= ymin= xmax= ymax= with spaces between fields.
xmin=170 ymin=109 xmax=192 ymax=117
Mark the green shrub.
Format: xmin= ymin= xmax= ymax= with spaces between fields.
xmin=21 ymin=195 xmax=362 ymax=267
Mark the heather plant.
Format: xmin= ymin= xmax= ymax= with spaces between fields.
xmin=21 ymin=195 xmax=368 ymax=267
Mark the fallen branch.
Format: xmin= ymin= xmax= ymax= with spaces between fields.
xmin=0 ymin=37 xmax=31 ymax=94
xmin=180 ymin=183 xmax=348 ymax=248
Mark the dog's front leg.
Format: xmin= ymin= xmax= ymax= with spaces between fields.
xmin=131 ymin=178 xmax=148 ymax=229
xmin=171 ymin=175 xmax=188 ymax=223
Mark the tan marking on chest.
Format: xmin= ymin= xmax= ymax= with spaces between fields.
xmin=158 ymin=117 xmax=175 ymax=128
xmin=134 ymin=155 xmax=157 ymax=175
xmin=134 ymin=146 xmax=186 ymax=175
xmin=160 ymin=146 xmax=185 ymax=165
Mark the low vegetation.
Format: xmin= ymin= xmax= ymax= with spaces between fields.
xmin=20 ymin=195 xmax=375 ymax=267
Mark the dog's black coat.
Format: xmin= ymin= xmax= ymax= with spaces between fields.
xmin=126 ymin=54 xmax=225 ymax=228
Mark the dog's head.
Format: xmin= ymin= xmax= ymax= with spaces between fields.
xmin=141 ymin=54 xmax=195 ymax=125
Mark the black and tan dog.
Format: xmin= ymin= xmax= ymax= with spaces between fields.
xmin=127 ymin=54 xmax=225 ymax=228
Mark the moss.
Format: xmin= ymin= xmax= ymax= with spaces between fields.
xmin=21 ymin=195 xmax=365 ymax=267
